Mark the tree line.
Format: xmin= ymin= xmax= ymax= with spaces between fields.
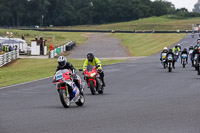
xmin=0 ymin=0 xmax=183 ymax=27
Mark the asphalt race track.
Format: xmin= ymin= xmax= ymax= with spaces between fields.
xmin=1 ymin=34 xmax=200 ymax=133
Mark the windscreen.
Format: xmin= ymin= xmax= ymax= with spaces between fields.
xmin=87 ymin=64 xmax=94 ymax=72
xmin=55 ymin=69 xmax=69 ymax=75
xmin=168 ymin=54 xmax=173 ymax=58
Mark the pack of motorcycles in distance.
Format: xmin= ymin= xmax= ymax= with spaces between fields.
xmin=160 ymin=37 xmax=200 ymax=74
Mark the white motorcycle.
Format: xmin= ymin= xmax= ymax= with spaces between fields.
xmin=53 ymin=69 xmax=85 ymax=108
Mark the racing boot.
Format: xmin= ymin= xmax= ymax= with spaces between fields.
xmin=101 ymin=77 xmax=105 ymax=87
xmin=173 ymin=63 xmax=175 ymax=69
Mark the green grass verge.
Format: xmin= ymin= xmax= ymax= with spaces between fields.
xmin=113 ymin=33 xmax=186 ymax=56
xmin=0 ymin=29 xmax=87 ymax=47
xmin=61 ymin=15 xmax=199 ymax=31
xmin=0 ymin=58 xmax=125 ymax=87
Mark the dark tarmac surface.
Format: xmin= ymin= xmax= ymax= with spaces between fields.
xmin=1 ymin=34 xmax=200 ymax=133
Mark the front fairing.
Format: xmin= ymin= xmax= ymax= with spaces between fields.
xmin=84 ymin=66 xmax=98 ymax=79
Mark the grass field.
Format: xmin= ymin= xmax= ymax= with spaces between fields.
xmin=60 ymin=15 xmax=200 ymax=31
xmin=113 ymin=33 xmax=186 ymax=56
xmin=0 ymin=58 xmax=125 ymax=87
xmin=0 ymin=29 xmax=87 ymax=47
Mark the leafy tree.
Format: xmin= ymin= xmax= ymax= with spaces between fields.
xmin=0 ymin=0 xmax=179 ymax=26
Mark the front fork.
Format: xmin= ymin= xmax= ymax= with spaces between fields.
xmin=87 ymin=78 xmax=97 ymax=87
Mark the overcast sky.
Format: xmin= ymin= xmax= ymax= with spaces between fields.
xmin=151 ymin=0 xmax=198 ymax=11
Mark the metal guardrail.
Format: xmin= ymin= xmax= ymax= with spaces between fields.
xmin=0 ymin=50 xmax=19 ymax=67
xmin=49 ymin=41 xmax=76 ymax=58
xmin=22 ymin=28 xmax=194 ymax=33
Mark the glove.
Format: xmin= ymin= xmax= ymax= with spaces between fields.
xmin=52 ymin=79 xmax=57 ymax=83
xmin=72 ymin=74 xmax=77 ymax=79
xmin=97 ymin=69 xmax=102 ymax=73
xmin=72 ymin=69 xmax=77 ymax=74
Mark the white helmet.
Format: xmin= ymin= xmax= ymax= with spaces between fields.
xmin=178 ymin=44 xmax=181 ymax=46
xmin=58 ymin=56 xmax=67 ymax=68
xmin=164 ymin=47 xmax=168 ymax=50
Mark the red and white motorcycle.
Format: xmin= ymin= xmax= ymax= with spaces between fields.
xmin=53 ymin=69 xmax=85 ymax=108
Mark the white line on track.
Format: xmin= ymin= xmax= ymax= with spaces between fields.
xmin=0 ymin=76 xmax=52 ymax=90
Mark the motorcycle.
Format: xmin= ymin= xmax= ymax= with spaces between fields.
xmin=80 ymin=65 xmax=104 ymax=95
xmin=53 ymin=69 xmax=85 ymax=108
xmin=181 ymin=54 xmax=187 ymax=68
xmin=167 ymin=55 xmax=173 ymax=72
xmin=196 ymin=48 xmax=200 ymax=75
xmin=189 ymin=49 xmax=194 ymax=65
xmin=161 ymin=53 xmax=167 ymax=69
xmin=193 ymin=54 xmax=198 ymax=70
xmin=174 ymin=50 xmax=179 ymax=62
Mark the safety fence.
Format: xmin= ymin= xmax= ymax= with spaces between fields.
xmin=0 ymin=50 xmax=19 ymax=67
xmin=49 ymin=41 xmax=76 ymax=58
xmin=24 ymin=28 xmax=194 ymax=33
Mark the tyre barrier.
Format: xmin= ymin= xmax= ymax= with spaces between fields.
xmin=0 ymin=50 xmax=19 ymax=67
xmin=65 ymin=41 xmax=76 ymax=51
xmin=49 ymin=41 xmax=76 ymax=58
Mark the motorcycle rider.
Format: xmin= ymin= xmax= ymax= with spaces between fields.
xmin=192 ymin=45 xmax=199 ymax=66
xmin=173 ymin=45 xmax=181 ymax=53
xmin=172 ymin=45 xmax=181 ymax=61
xmin=55 ymin=56 xmax=81 ymax=90
xmin=166 ymin=48 xmax=175 ymax=69
xmin=189 ymin=45 xmax=194 ymax=65
xmin=197 ymin=39 xmax=200 ymax=45
xmin=160 ymin=47 xmax=168 ymax=61
xmin=181 ymin=48 xmax=188 ymax=64
xmin=83 ymin=52 xmax=105 ymax=87
xmin=177 ymin=44 xmax=181 ymax=51
xmin=189 ymin=45 xmax=194 ymax=51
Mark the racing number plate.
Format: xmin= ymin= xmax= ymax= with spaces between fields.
xmin=56 ymin=74 xmax=63 ymax=80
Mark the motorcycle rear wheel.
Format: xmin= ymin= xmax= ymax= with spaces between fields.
xmin=59 ymin=89 xmax=70 ymax=108
xmin=168 ymin=63 xmax=172 ymax=72
xmin=183 ymin=63 xmax=185 ymax=68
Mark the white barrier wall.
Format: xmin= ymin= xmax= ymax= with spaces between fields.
xmin=0 ymin=50 xmax=19 ymax=67
xmin=31 ymin=41 xmax=40 ymax=55
xmin=49 ymin=41 xmax=75 ymax=58
xmin=44 ymin=46 xmax=47 ymax=55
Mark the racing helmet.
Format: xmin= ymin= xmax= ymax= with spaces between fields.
xmin=183 ymin=48 xmax=187 ymax=51
xmin=175 ymin=45 xmax=178 ymax=48
xmin=164 ymin=47 xmax=168 ymax=50
xmin=178 ymin=44 xmax=181 ymax=46
xmin=189 ymin=45 xmax=193 ymax=48
xmin=87 ymin=52 xmax=94 ymax=62
xmin=58 ymin=56 xmax=67 ymax=68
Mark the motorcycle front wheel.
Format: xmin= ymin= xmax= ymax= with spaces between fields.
xmin=89 ymin=81 xmax=96 ymax=95
xmin=59 ymin=89 xmax=70 ymax=108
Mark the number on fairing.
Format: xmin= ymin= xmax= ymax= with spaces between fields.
xmin=168 ymin=57 xmax=172 ymax=60
xmin=56 ymin=74 xmax=63 ymax=80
